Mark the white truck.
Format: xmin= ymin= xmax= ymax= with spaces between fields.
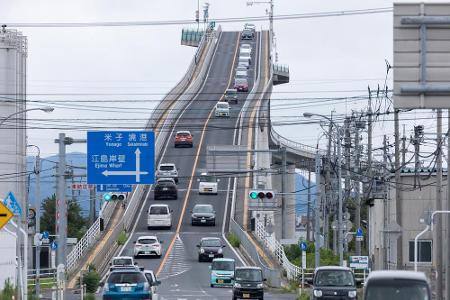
xmin=198 ymin=172 xmax=219 ymax=195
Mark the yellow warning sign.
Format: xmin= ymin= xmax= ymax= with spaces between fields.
xmin=0 ymin=202 xmax=13 ymax=230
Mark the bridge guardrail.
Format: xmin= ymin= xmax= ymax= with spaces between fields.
xmin=91 ymin=26 xmax=222 ymax=277
xmin=66 ymin=27 xmax=218 ymax=277
xmin=270 ymin=127 xmax=319 ymax=157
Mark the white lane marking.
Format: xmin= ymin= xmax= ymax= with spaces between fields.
xmin=157 ymin=235 xmax=192 ymax=280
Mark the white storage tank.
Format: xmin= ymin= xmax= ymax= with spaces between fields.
xmin=0 ymin=26 xmax=27 ymax=290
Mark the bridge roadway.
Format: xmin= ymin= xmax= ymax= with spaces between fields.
xmin=96 ymin=31 xmax=292 ymax=300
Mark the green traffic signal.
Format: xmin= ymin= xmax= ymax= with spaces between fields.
xmin=103 ymin=193 xmax=112 ymax=201
xmin=249 ymin=191 xmax=258 ymax=199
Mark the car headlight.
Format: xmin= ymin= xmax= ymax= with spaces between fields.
xmin=348 ymin=290 xmax=357 ymax=298
xmin=218 ymin=248 xmax=223 ymax=254
xmin=256 ymin=283 xmax=264 ymax=288
xmin=313 ymin=290 xmax=322 ymax=297
xmin=234 ymin=283 xmax=241 ymax=288
xmin=200 ymin=248 xmax=205 ymax=253
xmin=211 ymin=271 xmax=218 ymax=277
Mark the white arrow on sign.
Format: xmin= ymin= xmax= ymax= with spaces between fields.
xmin=101 ymin=148 xmax=148 ymax=182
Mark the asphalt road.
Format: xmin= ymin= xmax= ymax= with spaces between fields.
xmin=107 ymin=31 xmax=270 ymax=299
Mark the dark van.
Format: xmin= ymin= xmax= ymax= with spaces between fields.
xmin=311 ymin=266 xmax=358 ymax=299
xmin=364 ymin=271 xmax=431 ymax=300
xmin=232 ymin=266 xmax=265 ymax=300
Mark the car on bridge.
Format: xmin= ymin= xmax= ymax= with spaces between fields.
xmin=238 ymin=57 xmax=250 ymax=69
xmin=234 ymin=78 xmax=249 ymax=92
xmin=102 ymin=268 xmax=152 ymax=300
xmin=239 ymin=52 xmax=252 ymax=65
xmin=209 ymin=258 xmax=235 ymax=287
xmin=147 ymin=204 xmax=173 ymax=229
xmin=224 ymin=89 xmax=238 ymax=104
xmin=198 ymin=172 xmax=219 ymax=194
xmin=154 ymin=177 xmax=177 ymax=200
xmin=236 ymin=65 xmax=248 ymax=73
xmin=156 ymin=163 xmax=179 ymax=183
xmin=235 ymin=70 xmax=248 ymax=80
xmin=241 ymin=29 xmax=254 ymax=40
xmin=133 ymin=235 xmax=163 ymax=258
xmin=174 ymin=130 xmax=193 ymax=148
xmin=310 ymin=266 xmax=357 ymax=300
xmin=197 ymin=237 xmax=225 ymax=262
xmin=363 ymin=270 xmax=431 ymax=300
xmin=191 ymin=204 xmax=216 ymax=226
xmin=215 ymin=102 xmax=230 ymax=117
xmin=232 ymin=266 xmax=265 ymax=300
xmin=244 ymin=23 xmax=256 ymax=33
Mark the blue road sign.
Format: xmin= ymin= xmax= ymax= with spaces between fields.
xmin=3 ymin=192 xmax=22 ymax=216
xmin=50 ymin=241 xmax=58 ymax=250
xmin=87 ymin=131 xmax=155 ymax=184
xmin=356 ymin=228 xmax=364 ymax=237
xmin=300 ymin=242 xmax=307 ymax=251
xmin=97 ymin=184 xmax=132 ymax=193
xmin=42 ymin=231 xmax=49 ymax=239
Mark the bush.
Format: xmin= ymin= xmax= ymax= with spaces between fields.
xmin=297 ymin=291 xmax=310 ymax=300
xmin=227 ymin=233 xmax=240 ymax=248
xmin=117 ymin=230 xmax=128 ymax=245
xmin=82 ymin=268 xmax=101 ymax=294
xmin=85 ymin=293 xmax=96 ymax=300
xmin=0 ymin=279 xmax=16 ymax=300
xmin=284 ymin=241 xmax=339 ymax=268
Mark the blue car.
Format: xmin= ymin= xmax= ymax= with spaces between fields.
xmin=103 ymin=268 xmax=152 ymax=300
xmin=209 ymin=258 xmax=235 ymax=287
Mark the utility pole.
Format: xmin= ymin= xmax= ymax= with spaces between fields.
xmin=89 ymin=187 xmax=96 ymax=225
xmin=314 ymin=148 xmax=321 ymax=268
xmin=446 ymin=109 xmax=450 ymax=300
xmin=56 ymin=133 xmax=68 ymax=268
xmin=366 ymin=87 xmax=373 ymax=255
xmin=324 ymin=116 xmax=333 ymax=249
xmin=383 ymin=135 xmax=388 ymax=269
xmin=436 ymin=109 xmax=443 ymax=300
xmin=354 ymin=122 xmax=361 ymax=256
xmin=35 ymin=151 xmax=41 ymax=298
xmin=281 ymin=147 xmax=287 ymax=238
xmin=394 ymin=109 xmax=402 ymax=269
xmin=344 ymin=117 xmax=351 ymax=253
xmin=306 ymin=167 xmax=311 ymax=242
xmin=337 ymin=123 xmax=344 ymax=266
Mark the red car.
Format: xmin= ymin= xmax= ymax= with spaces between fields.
xmin=174 ymin=130 xmax=193 ymax=148
xmin=234 ymin=78 xmax=249 ymax=92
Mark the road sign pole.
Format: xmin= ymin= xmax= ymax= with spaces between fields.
xmin=35 ymin=153 xmax=41 ymax=297
xmin=56 ymin=133 xmax=67 ymax=268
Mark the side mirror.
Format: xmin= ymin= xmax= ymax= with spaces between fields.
xmin=170 ymin=209 xmax=173 ymax=213
xmin=160 ymin=240 xmax=164 ymax=244
xmin=99 ymin=282 xmax=105 ymax=287
xmin=133 ymin=241 xmax=136 ymax=244
xmin=196 ymin=245 xmax=200 ymax=248
xmin=263 ymin=278 xmax=267 ymax=282
xmin=222 ymin=245 xmax=226 ymax=248
xmin=134 ymin=262 xmax=138 ymax=265
xmin=109 ymin=262 xmax=112 ymax=266
xmin=154 ymin=280 xmax=161 ymax=286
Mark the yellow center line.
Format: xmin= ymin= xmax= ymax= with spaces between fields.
xmin=156 ymin=32 xmax=241 ymax=276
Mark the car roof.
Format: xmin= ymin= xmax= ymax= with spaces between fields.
xmin=194 ymin=204 xmax=213 ymax=208
xmin=159 ymin=163 xmax=175 ymax=166
xmin=367 ymin=270 xmax=428 ymax=281
xmin=149 ymin=203 xmax=169 ymax=208
xmin=113 ymin=256 xmax=133 ymax=260
xmin=201 ymin=237 xmax=221 ymax=241
xmin=315 ymin=266 xmax=352 ymax=272
xmin=110 ymin=268 xmax=141 ymax=274
xmin=157 ymin=177 xmax=175 ymax=182
xmin=213 ymin=258 xmax=235 ymax=262
xmin=176 ymin=130 xmax=191 ymax=134
xmin=235 ymin=266 xmax=261 ymax=271
xmin=137 ymin=235 xmax=158 ymax=240
xmin=226 ymin=88 xmax=237 ymax=92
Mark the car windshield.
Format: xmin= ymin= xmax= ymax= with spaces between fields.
xmin=217 ymin=103 xmax=228 ymax=109
xmin=176 ymin=132 xmax=190 ymax=137
xmin=226 ymin=90 xmax=237 ymax=96
xmin=238 ymin=58 xmax=248 ymax=63
xmin=138 ymin=238 xmax=157 ymax=244
xmin=149 ymin=206 xmax=168 ymax=215
xmin=193 ymin=205 xmax=213 ymax=213
xmin=235 ymin=79 xmax=247 ymax=84
xmin=315 ymin=270 xmax=355 ymax=287
xmin=235 ymin=269 xmax=262 ymax=282
xmin=365 ymin=280 xmax=430 ymax=300
xmin=157 ymin=179 xmax=173 ymax=185
xmin=112 ymin=258 xmax=132 ymax=265
xmin=241 ymin=44 xmax=251 ymax=49
xmin=212 ymin=261 xmax=235 ymax=271
xmin=159 ymin=165 xmax=174 ymax=171
xmin=200 ymin=175 xmax=216 ymax=182
xmin=108 ymin=272 xmax=146 ymax=284
xmin=201 ymin=239 xmax=221 ymax=247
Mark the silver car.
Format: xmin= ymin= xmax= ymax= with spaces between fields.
xmin=156 ymin=163 xmax=179 ymax=183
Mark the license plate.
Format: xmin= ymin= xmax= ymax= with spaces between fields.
xmin=243 ymin=293 xmax=250 ymax=298
xmin=163 ymin=188 xmax=168 ymax=191
xmin=201 ymin=219 xmax=206 ymax=223
xmin=144 ymin=251 xmax=150 ymax=254
xmin=209 ymin=254 xmax=214 ymax=258
xmin=218 ymin=279 xmax=224 ymax=284
xmin=121 ymin=287 xmax=132 ymax=292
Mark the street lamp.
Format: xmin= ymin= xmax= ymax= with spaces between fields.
xmin=246 ymin=0 xmax=274 ymax=60
xmin=0 ymin=106 xmax=54 ymax=127
xmin=304 ymin=112 xmax=344 ymax=267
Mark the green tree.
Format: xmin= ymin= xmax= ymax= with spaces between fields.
xmin=40 ymin=194 xmax=88 ymax=239
xmin=82 ymin=264 xmax=101 ymax=294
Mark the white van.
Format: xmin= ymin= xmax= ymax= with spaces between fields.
xmin=238 ymin=57 xmax=249 ymax=69
xmin=147 ymin=204 xmax=172 ymax=229
xmin=215 ymin=102 xmax=230 ymax=117
xmin=198 ymin=172 xmax=219 ymax=194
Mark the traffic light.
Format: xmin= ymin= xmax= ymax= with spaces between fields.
xmin=103 ymin=193 xmax=126 ymax=201
xmin=249 ymin=190 xmax=274 ymax=200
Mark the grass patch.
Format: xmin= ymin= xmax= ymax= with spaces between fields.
xmin=117 ymin=230 xmax=128 ymax=245
xmin=281 ymin=280 xmax=298 ymax=293
xmin=227 ymin=232 xmax=240 ymax=248
xmin=297 ymin=291 xmax=310 ymax=300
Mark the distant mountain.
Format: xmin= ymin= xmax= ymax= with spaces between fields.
xmin=27 ymin=152 xmax=99 ymax=216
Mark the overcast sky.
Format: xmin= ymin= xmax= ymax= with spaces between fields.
xmin=1 ymin=0 xmax=444 ymax=162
